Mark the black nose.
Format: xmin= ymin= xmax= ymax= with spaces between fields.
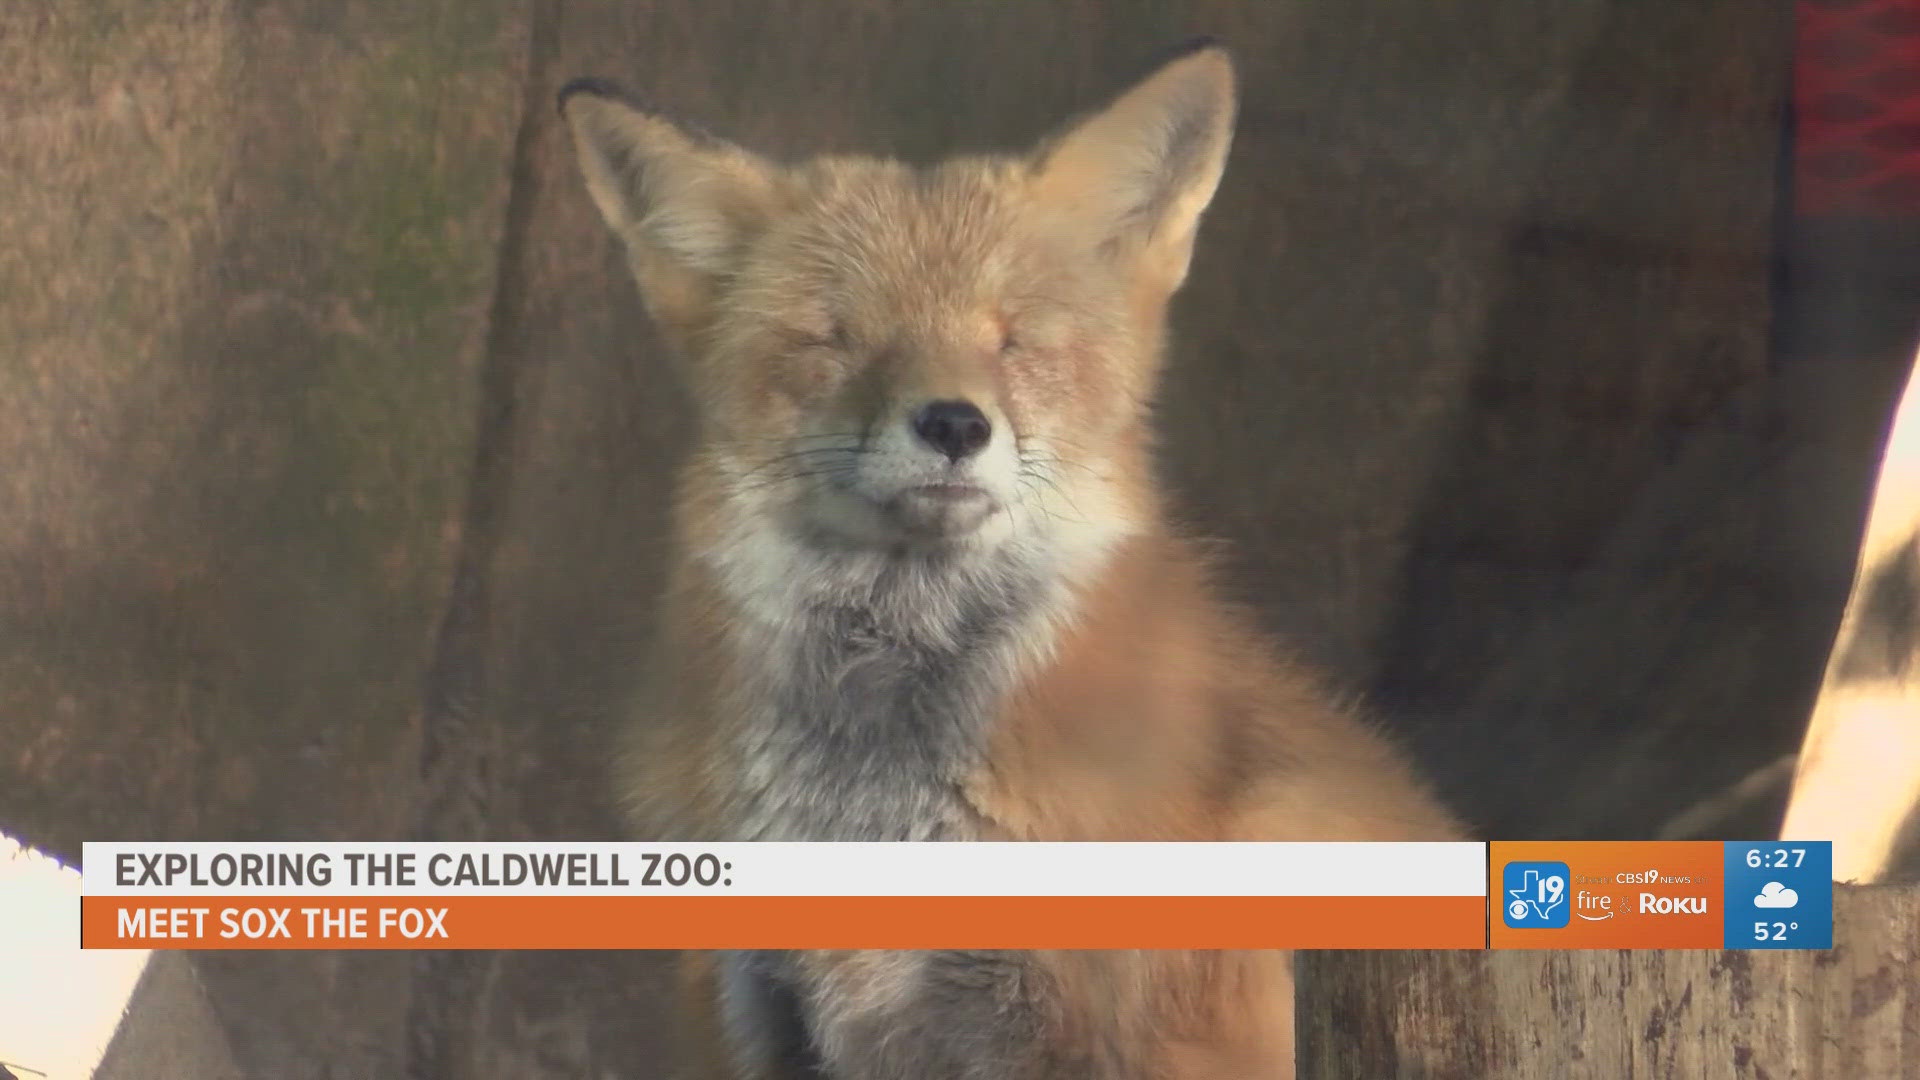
xmin=912 ymin=400 xmax=992 ymax=461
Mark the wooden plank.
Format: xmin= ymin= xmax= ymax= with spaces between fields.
xmin=1296 ymin=885 xmax=1920 ymax=1079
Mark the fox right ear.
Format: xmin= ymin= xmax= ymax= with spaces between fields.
xmin=559 ymin=79 xmax=783 ymax=333
xmin=1028 ymin=40 xmax=1237 ymax=294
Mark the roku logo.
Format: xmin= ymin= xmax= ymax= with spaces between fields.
xmin=1638 ymin=893 xmax=1710 ymax=915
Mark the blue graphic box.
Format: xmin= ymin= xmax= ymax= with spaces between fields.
xmin=1501 ymin=860 xmax=1571 ymax=929
xmin=1722 ymin=841 xmax=1833 ymax=950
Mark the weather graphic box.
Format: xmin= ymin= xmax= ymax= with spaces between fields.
xmin=1723 ymin=841 xmax=1834 ymax=950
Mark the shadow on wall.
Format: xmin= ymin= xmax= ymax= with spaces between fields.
xmin=1367 ymin=3 xmax=1920 ymax=845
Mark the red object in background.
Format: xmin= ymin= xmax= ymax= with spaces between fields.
xmin=1796 ymin=0 xmax=1920 ymax=216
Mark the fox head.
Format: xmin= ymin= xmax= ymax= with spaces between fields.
xmin=561 ymin=42 xmax=1235 ymax=574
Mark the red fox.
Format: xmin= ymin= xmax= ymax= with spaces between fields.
xmin=560 ymin=39 xmax=1464 ymax=1080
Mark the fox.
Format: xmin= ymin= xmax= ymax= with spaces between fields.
xmin=559 ymin=38 xmax=1465 ymax=1080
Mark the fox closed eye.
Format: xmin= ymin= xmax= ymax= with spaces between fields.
xmin=784 ymin=325 xmax=843 ymax=353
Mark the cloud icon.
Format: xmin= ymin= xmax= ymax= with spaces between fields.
xmin=1754 ymin=882 xmax=1799 ymax=909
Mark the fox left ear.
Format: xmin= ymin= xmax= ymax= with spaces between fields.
xmin=559 ymin=78 xmax=784 ymax=338
xmin=1029 ymin=40 xmax=1237 ymax=291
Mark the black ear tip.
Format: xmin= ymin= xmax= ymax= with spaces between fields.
xmin=557 ymin=76 xmax=642 ymax=117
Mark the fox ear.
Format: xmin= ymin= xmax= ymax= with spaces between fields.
xmin=1029 ymin=40 xmax=1237 ymax=290
xmin=559 ymin=79 xmax=783 ymax=333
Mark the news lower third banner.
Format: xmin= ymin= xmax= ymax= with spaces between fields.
xmin=76 ymin=841 xmax=1833 ymax=951
xmin=81 ymin=842 xmax=1484 ymax=950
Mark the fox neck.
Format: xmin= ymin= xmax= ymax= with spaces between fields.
xmin=696 ymin=477 xmax=1145 ymax=842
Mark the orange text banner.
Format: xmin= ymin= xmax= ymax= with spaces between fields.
xmin=84 ymin=894 xmax=1489 ymax=950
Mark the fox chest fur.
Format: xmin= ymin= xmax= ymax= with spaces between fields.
xmin=705 ymin=543 xmax=1054 ymax=844
xmin=670 ymin=543 xmax=1092 ymax=1079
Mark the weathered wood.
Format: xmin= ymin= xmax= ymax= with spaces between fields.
xmin=1783 ymin=353 xmax=1920 ymax=883
xmin=1296 ymin=885 xmax=1920 ymax=1079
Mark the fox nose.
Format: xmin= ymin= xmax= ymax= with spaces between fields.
xmin=912 ymin=400 xmax=992 ymax=461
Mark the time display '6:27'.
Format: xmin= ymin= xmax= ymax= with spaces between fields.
xmin=1723 ymin=841 xmax=1832 ymax=951
xmin=1744 ymin=847 xmax=1806 ymax=870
